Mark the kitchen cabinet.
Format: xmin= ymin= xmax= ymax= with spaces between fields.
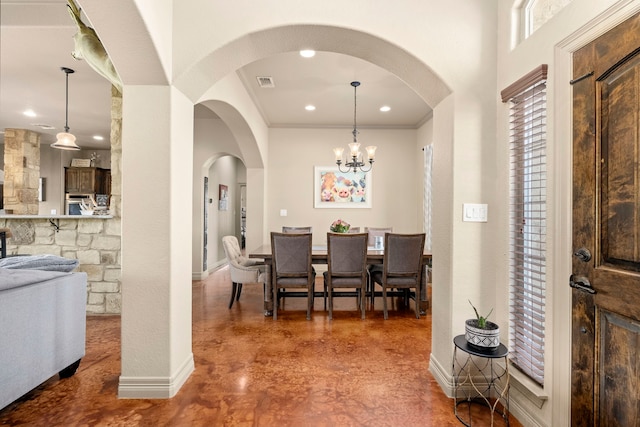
xmin=64 ymin=167 xmax=111 ymax=195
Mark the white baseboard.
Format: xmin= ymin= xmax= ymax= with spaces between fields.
xmin=192 ymin=260 xmax=227 ymax=280
xmin=118 ymin=353 xmax=195 ymax=399
xmin=429 ymin=352 xmax=454 ymax=397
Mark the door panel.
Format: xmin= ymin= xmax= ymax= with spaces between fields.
xmin=597 ymin=310 xmax=640 ymax=427
xmin=571 ymin=12 xmax=640 ymax=426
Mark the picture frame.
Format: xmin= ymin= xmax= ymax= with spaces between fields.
xmin=314 ymin=166 xmax=372 ymax=208
xmin=218 ymin=184 xmax=228 ymax=211
xmin=71 ymin=158 xmax=91 ymax=167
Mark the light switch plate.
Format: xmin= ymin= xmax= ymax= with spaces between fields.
xmin=280 ymin=209 xmax=287 ymax=217
xmin=463 ymin=203 xmax=488 ymax=222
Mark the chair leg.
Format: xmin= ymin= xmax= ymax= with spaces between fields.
xmin=273 ymin=283 xmax=278 ymax=320
xmin=324 ymin=280 xmax=328 ymax=311
xmin=382 ymin=285 xmax=389 ymax=320
xmin=414 ymin=287 xmax=420 ymax=319
xmin=360 ymin=285 xmax=366 ymax=320
xmin=229 ymin=282 xmax=238 ymax=309
xmin=236 ymin=283 xmax=243 ymax=301
xmin=307 ymin=285 xmax=312 ymax=320
xmin=328 ymin=286 xmax=333 ymax=320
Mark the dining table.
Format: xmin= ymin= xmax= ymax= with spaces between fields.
xmin=249 ymin=244 xmax=432 ymax=317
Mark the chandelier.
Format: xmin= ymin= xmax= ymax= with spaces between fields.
xmin=334 ymin=81 xmax=377 ymax=173
xmin=51 ymin=67 xmax=81 ymax=151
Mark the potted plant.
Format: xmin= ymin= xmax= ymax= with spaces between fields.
xmin=465 ymin=300 xmax=500 ymax=350
xmin=330 ymin=219 xmax=350 ymax=233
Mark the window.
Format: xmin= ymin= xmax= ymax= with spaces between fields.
xmin=523 ymin=0 xmax=574 ymax=38
xmin=501 ymin=65 xmax=548 ymax=385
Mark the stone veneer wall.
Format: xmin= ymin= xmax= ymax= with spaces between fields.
xmin=1 ymin=87 xmax=122 ymax=314
xmin=3 ymin=129 xmax=41 ymax=214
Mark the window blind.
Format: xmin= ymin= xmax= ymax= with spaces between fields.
xmin=504 ymin=65 xmax=547 ymax=385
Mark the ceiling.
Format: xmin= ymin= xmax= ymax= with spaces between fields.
xmin=1 ymin=0 xmax=431 ymax=151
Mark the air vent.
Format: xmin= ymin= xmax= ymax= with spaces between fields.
xmin=256 ymin=76 xmax=275 ymax=88
xmin=31 ymin=123 xmax=55 ymax=130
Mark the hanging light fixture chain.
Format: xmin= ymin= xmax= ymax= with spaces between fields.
xmin=61 ymin=67 xmax=75 ymax=133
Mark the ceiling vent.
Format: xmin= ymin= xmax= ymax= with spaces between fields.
xmin=256 ymin=76 xmax=275 ymax=88
xmin=32 ymin=123 xmax=55 ymax=130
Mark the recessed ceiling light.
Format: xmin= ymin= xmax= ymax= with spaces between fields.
xmin=23 ymin=109 xmax=37 ymax=117
xmin=305 ymin=105 xmax=316 ymax=111
xmin=299 ymin=50 xmax=316 ymax=58
xmin=93 ymin=135 xmax=104 ymax=141
xmin=380 ymin=106 xmax=391 ymax=112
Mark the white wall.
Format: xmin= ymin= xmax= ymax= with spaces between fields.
xmin=267 ymin=127 xmax=421 ymax=242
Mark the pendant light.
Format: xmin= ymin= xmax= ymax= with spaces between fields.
xmin=334 ymin=81 xmax=376 ymax=173
xmin=51 ymin=67 xmax=81 ymax=151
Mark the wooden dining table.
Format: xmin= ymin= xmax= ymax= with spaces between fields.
xmin=249 ymin=244 xmax=432 ymax=317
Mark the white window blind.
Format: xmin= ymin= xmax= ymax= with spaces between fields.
xmin=502 ymin=65 xmax=547 ymax=385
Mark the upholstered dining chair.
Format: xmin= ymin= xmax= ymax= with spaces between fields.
xmin=221 ymin=235 xmax=266 ymax=309
xmin=271 ymin=232 xmax=316 ymax=320
xmin=323 ymin=232 xmax=369 ymax=320
xmin=364 ymin=227 xmax=393 ymax=247
xmin=370 ymin=233 xmax=425 ymax=319
xmin=282 ymin=226 xmax=313 ymax=233
xmin=364 ymin=226 xmax=393 ymax=300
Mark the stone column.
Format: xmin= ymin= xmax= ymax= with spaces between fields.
xmin=3 ymin=129 xmax=41 ymax=214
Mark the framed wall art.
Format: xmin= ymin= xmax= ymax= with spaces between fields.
xmin=218 ymin=184 xmax=228 ymax=211
xmin=314 ymin=166 xmax=372 ymax=208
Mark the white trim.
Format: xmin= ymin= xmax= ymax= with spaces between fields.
xmin=118 ymin=353 xmax=195 ymax=399
xmin=429 ymin=352 xmax=453 ymax=397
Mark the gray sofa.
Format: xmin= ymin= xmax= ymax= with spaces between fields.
xmin=0 ymin=267 xmax=87 ymax=409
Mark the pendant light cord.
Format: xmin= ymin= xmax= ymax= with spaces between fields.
xmin=61 ymin=67 xmax=75 ymax=133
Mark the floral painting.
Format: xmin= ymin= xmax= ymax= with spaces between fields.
xmin=314 ymin=166 xmax=372 ymax=208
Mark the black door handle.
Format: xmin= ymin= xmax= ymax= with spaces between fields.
xmin=569 ymin=274 xmax=596 ymax=294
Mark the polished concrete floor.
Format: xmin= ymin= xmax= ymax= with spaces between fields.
xmin=0 ymin=266 xmax=521 ymax=426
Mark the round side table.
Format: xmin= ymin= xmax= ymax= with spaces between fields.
xmin=452 ymin=334 xmax=510 ymax=426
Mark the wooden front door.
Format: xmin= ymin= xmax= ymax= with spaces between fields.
xmin=571 ymin=13 xmax=640 ymax=426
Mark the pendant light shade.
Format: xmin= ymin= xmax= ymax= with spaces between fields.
xmin=51 ymin=67 xmax=81 ymax=151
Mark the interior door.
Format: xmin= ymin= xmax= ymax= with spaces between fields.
xmin=571 ymin=13 xmax=640 ymax=426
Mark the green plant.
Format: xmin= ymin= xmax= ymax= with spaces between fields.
xmin=330 ymin=219 xmax=350 ymax=233
xmin=469 ymin=300 xmax=493 ymax=329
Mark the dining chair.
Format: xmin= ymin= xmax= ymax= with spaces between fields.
xmin=323 ymin=232 xmax=368 ymax=320
xmin=221 ymin=235 xmax=266 ymax=309
xmin=370 ymin=233 xmax=425 ymax=319
xmin=364 ymin=226 xmax=393 ymax=300
xmin=271 ymin=232 xmax=316 ymax=320
xmin=282 ymin=226 xmax=313 ymax=233
xmin=346 ymin=227 xmax=361 ymax=233
xmin=364 ymin=226 xmax=393 ymax=247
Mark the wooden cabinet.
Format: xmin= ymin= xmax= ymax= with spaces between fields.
xmin=64 ymin=167 xmax=111 ymax=195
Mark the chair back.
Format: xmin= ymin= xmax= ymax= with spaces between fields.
xmin=364 ymin=227 xmax=393 ymax=246
xmin=282 ymin=226 xmax=313 ymax=234
xmin=327 ymin=232 xmax=368 ymax=278
xmin=222 ymin=235 xmax=242 ymax=263
xmin=383 ymin=233 xmax=426 ymax=281
xmin=271 ymin=232 xmax=313 ymax=278
xmin=346 ymin=227 xmax=361 ymax=233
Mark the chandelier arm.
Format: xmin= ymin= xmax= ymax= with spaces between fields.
xmin=336 ymin=161 xmax=351 ymax=174
xmin=357 ymin=161 xmax=373 ymax=173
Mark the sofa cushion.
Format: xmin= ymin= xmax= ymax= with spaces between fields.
xmin=0 ymin=254 xmax=79 ymax=272
xmin=0 ymin=268 xmax=73 ymax=291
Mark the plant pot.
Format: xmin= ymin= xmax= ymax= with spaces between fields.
xmin=465 ymin=319 xmax=500 ymax=350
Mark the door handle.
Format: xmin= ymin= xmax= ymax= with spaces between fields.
xmin=573 ymin=247 xmax=592 ymax=262
xmin=569 ymin=274 xmax=596 ymax=294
